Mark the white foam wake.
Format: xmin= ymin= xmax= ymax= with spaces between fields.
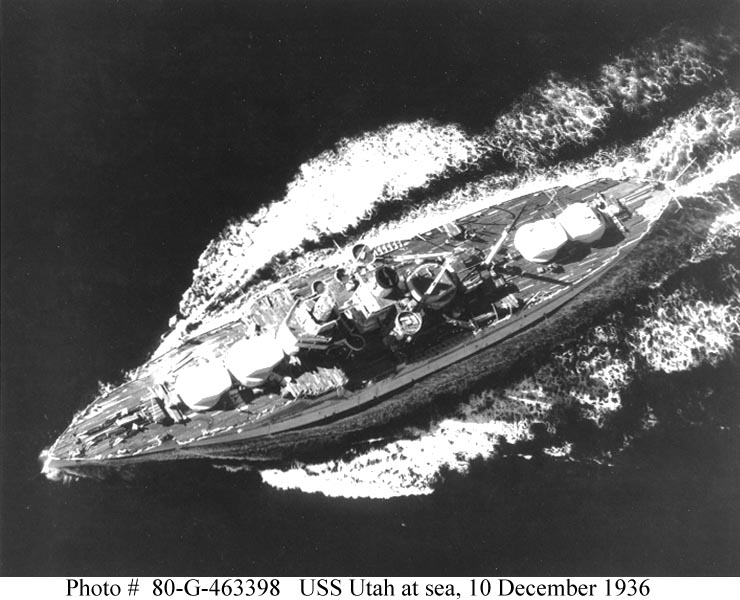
xmin=261 ymin=277 xmax=740 ymax=497
xmin=124 ymin=23 xmax=740 ymax=497
xmin=158 ymin=26 xmax=738 ymax=355
xmin=157 ymin=121 xmax=484 ymax=354
xmin=257 ymin=123 xmax=740 ymax=498
xmin=261 ymin=420 xmax=530 ymax=498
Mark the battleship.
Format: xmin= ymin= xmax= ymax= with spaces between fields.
xmin=42 ymin=177 xmax=674 ymax=481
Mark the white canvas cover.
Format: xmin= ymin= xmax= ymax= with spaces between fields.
xmin=174 ymin=361 xmax=232 ymax=412
xmin=224 ymin=336 xmax=284 ymax=387
xmin=513 ymin=218 xmax=569 ymax=263
xmin=557 ymin=203 xmax=606 ymax=243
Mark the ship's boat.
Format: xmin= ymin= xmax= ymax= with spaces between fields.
xmin=42 ymin=178 xmax=671 ymax=481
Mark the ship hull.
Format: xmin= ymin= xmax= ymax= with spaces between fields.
xmin=43 ymin=178 xmax=673 ymax=479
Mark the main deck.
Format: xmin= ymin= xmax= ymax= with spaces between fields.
xmin=45 ymin=178 xmax=670 ymax=473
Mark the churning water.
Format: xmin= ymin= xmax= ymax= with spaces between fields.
xmin=4 ymin=0 xmax=739 ymax=575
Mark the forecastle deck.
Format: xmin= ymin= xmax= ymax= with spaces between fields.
xmin=44 ymin=178 xmax=670 ymax=476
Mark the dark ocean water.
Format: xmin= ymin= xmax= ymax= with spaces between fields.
xmin=2 ymin=0 xmax=739 ymax=575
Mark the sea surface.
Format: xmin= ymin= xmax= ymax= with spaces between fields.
xmin=2 ymin=0 xmax=739 ymax=575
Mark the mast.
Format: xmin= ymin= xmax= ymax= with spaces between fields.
xmin=483 ymin=206 xmax=526 ymax=266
